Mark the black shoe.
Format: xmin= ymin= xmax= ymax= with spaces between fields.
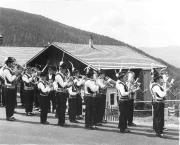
xmin=86 ymin=126 xmax=95 ymax=130
xmin=120 ymin=129 xmax=130 ymax=133
xmin=58 ymin=123 xmax=68 ymax=126
xmin=7 ymin=116 xmax=16 ymax=121
xmin=163 ymin=127 xmax=168 ymax=131
xmin=41 ymin=121 xmax=50 ymax=125
xmin=120 ymin=129 xmax=125 ymax=133
xmin=156 ymin=133 xmax=164 ymax=138
xmin=96 ymin=123 xmax=102 ymax=126
xmin=85 ymin=125 xmax=90 ymax=128
xmin=85 ymin=125 xmax=94 ymax=129
xmin=128 ymin=123 xmax=136 ymax=126
xmin=70 ymin=120 xmax=79 ymax=123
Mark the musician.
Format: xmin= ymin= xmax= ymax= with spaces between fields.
xmin=73 ymin=69 xmax=83 ymax=120
xmin=22 ymin=67 xmax=35 ymax=116
xmin=67 ymin=69 xmax=80 ymax=123
xmin=84 ymin=68 xmax=99 ymax=129
xmin=54 ymin=62 xmax=70 ymax=126
xmin=95 ymin=69 xmax=111 ymax=125
xmin=37 ymin=72 xmax=51 ymax=124
xmin=116 ymin=70 xmax=131 ymax=133
xmin=150 ymin=69 xmax=169 ymax=137
xmin=3 ymin=57 xmax=20 ymax=121
xmin=126 ymin=71 xmax=137 ymax=126
xmin=47 ymin=66 xmax=56 ymax=113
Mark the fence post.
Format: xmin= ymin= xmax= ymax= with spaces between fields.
xmin=152 ymin=105 xmax=154 ymax=118
xmin=179 ymin=104 xmax=180 ymax=117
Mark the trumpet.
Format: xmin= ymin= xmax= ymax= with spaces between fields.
xmin=31 ymin=75 xmax=40 ymax=85
xmin=126 ymin=70 xmax=141 ymax=95
xmin=128 ymin=78 xmax=141 ymax=91
xmin=162 ymin=76 xmax=176 ymax=98
xmin=161 ymin=70 xmax=175 ymax=90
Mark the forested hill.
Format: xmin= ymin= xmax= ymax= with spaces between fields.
xmin=0 ymin=7 xmax=127 ymax=47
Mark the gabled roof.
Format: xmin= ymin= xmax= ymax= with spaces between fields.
xmin=0 ymin=43 xmax=166 ymax=70
xmin=0 ymin=46 xmax=44 ymax=65
xmin=49 ymin=42 xmax=165 ymax=70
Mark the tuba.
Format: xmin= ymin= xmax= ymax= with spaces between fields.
xmin=159 ymin=68 xmax=174 ymax=88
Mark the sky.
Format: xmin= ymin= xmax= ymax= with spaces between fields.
xmin=0 ymin=0 xmax=180 ymax=67
xmin=142 ymin=46 xmax=180 ymax=68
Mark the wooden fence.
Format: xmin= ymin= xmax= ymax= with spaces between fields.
xmin=104 ymin=100 xmax=180 ymax=122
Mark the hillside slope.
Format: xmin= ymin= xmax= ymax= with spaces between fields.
xmin=0 ymin=7 xmax=127 ymax=47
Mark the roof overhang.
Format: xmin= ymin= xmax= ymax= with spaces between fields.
xmin=26 ymin=42 xmax=166 ymax=70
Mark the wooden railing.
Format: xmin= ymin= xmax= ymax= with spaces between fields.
xmin=104 ymin=100 xmax=180 ymax=122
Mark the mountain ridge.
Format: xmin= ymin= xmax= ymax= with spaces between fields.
xmin=0 ymin=7 xmax=129 ymax=47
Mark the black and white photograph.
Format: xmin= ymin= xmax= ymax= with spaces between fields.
xmin=0 ymin=0 xmax=179 ymax=144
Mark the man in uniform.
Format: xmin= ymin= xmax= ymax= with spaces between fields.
xmin=47 ymin=66 xmax=56 ymax=113
xmin=54 ymin=62 xmax=71 ymax=126
xmin=84 ymin=68 xmax=99 ymax=129
xmin=22 ymin=67 xmax=35 ymax=116
xmin=95 ymin=69 xmax=111 ymax=125
xmin=150 ymin=69 xmax=169 ymax=137
xmin=116 ymin=70 xmax=132 ymax=133
xmin=37 ymin=72 xmax=51 ymax=124
xmin=126 ymin=70 xmax=137 ymax=126
xmin=3 ymin=57 xmax=20 ymax=121
xmin=73 ymin=69 xmax=83 ymax=120
xmin=67 ymin=69 xmax=79 ymax=123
